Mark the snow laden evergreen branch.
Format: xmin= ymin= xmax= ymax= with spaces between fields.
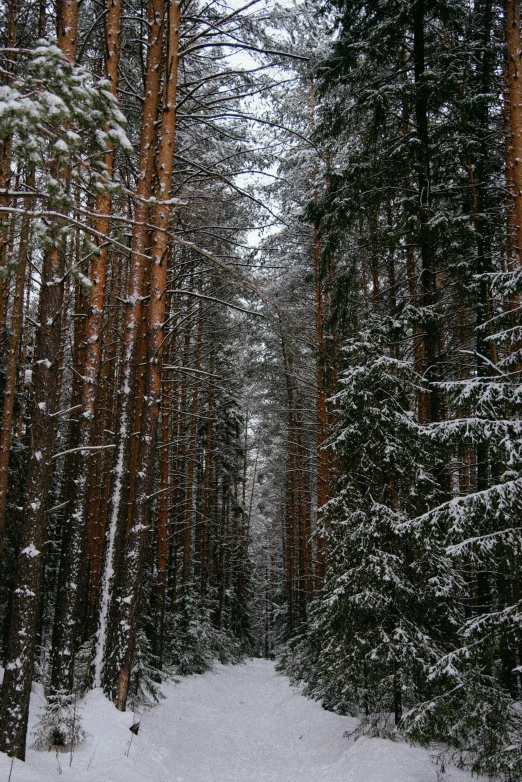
xmin=0 ymin=39 xmax=131 ymax=164
xmin=401 ymin=368 xmax=522 ymax=550
xmin=400 ymin=479 xmax=522 ymax=550
xmin=0 ymin=38 xmax=131 ymax=282
xmin=446 ymin=522 xmax=522 ymax=558
xmin=482 ymin=267 xmax=522 ymax=297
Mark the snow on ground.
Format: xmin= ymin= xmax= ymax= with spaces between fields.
xmin=0 ymin=659 xmax=485 ymax=782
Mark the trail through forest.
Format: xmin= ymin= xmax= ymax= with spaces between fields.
xmin=0 ymin=660 xmax=483 ymax=782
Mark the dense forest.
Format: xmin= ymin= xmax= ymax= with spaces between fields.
xmin=0 ymin=0 xmax=521 ymax=777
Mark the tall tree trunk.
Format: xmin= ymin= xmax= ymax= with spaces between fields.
xmin=0 ymin=0 xmax=78 ymax=753
xmin=413 ymin=0 xmax=443 ymax=424
xmin=86 ymin=252 xmax=121 ymax=637
xmin=314 ymin=230 xmax=329 ymax=587
xmin=0 ymin=0 xmax=18 ymax=362
xmin=0 ymin=169 xmax=31 ymax=557
xmin=201 ymin=355 xmax=214 ymax=595
xmin=56 ymin=0 xmax=79 ymax=60
xmin=94 ymin=0 xmax=164 ymax=687
xmin=153 ymin=404 xmax=170 ymax=666
xmin=182 ymin=307 xmax=202 ymax=585
xmin=111 ymin=0 xmax=180 ymax=709
xmin=169 ymin=310 xmax=193 ymax=602
xmin=49 ymin=0 xmax=122 ymax=695
xmin=0 ymin=235 xmax=67 ymax=760
xmin=153 ymin=289 xmax=173 ymax=664
xmin=284 ymin=444 xmax=296 ymax=635
xmin=505 ymin=0 xmax=522 ymax=264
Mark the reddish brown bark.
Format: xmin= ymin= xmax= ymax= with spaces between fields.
xmin=56 ymin=0 xmax=79 ymax=61
xmin=95 ymin=0 xmax=165 ymax=689
xmin=0 ymin=7 xmax=78 ymax=755
xmin=112 ymin=0 xmax=181 ymax=710
xmin=49 ymin=0 xmax=123 ymax=695
xmin=154 ymin=404 xmax=170 ymax=665
xmin=314 ymin=231 xmax=329 ymax=587
xmin=182 ymin=306 xmax=202 ymax=585
xmin=201 ymin=355 xmax=215 ymax=594
xmin=0 ymin=170 xmax=31 ymax=555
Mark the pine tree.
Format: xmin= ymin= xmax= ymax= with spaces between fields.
xmin=285 ymin=315 xmax=459 ymax=723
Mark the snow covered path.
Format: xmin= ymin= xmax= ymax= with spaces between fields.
xmin=1 ymin=659 xmax=482 ymax=782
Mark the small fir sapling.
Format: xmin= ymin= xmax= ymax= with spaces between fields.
xmin=32 ymin=690 xmax=86 ymax=752
xmin=128 ymin=629 xmax=166 ymax=710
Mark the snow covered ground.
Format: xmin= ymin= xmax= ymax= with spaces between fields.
xmin=0 ymin=659 xmax=485 ymax=782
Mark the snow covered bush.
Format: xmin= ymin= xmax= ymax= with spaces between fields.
xmin=165 ymin=585 xmax=244 ymax=676
xmin=128 ymin=629 xmax=166 ymax=710
xmin=32 ymin=690 xmax=86 ymax=752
